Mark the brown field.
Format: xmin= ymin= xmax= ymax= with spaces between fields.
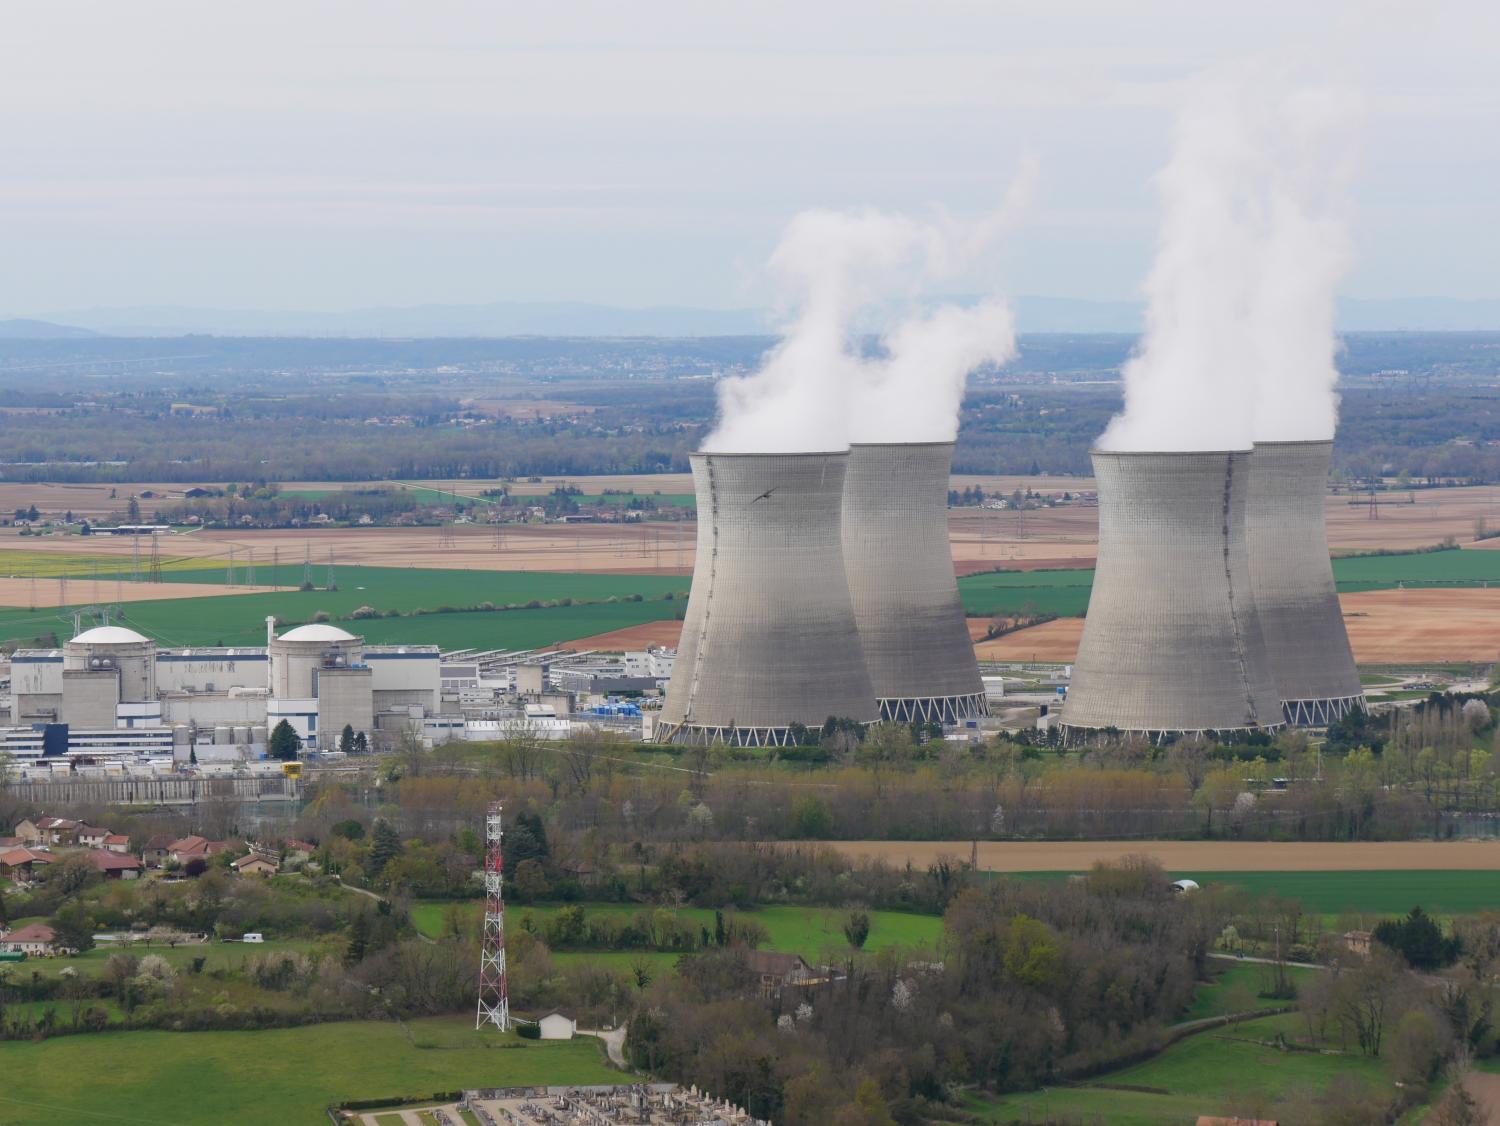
xmin=823 ymin=839 xmax=1500 ymax=873
xmin=564 ymin=619 xmax=689 ymax=650
xmin=0 ymin=576 xmax=282 ymax=608
xmin=977 ymin=588 xmax=1500 ymax=664
xmin=1 ymin=524 xmax=699 ymax=576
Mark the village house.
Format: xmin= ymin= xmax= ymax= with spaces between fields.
xmin=168 ymin=835 xmax=229 ymax=864
xmin=102 ymin=834 xmax=132 ymax=854
xmin=0 ymin=846 xmax=55 ymax=883
xmin=14 ymin=817 xmax=81 ymax=847
xmin=232 ymin=854 xmax=278 ymax=877
xmin=87 ymin=850 xmax=143 ymax=880
xmin=1342 ymin=930 xmax=1373 ymax=956
xmin=743 ymin=951 xmax=817 ymax=998
xmin=76 ymin=824 xmax=111 ymax=850
xmin=1 ymin=923 xmax=60 ymax=956
xmin=142 ymin=834 xmax=176 ymax=869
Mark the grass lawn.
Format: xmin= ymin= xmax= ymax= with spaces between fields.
xmin=970 ymin=1013 xmax=1392 ymax=1125
xmin=1182 ymin=962 xmax=1314 ymax=1022
xmin=0 ymin=1014 xmax=623 ymax=1126
xmin=413 ymin=901 xmax=943 ymax=960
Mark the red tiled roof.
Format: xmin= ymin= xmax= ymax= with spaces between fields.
xmin=87 ymin=849 xmax=143 ymax=872
xmin=103 ymin=834 xmax=131 ymax=846
xmin=0 ymin=847 xmax=54 ymax=867
xmin=144 ymin=834 xmax=175 ymax=850
xmin=5 ymin=923 xmax=56 ymax=943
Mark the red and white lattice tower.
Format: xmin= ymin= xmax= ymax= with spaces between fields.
xmin=475 ymin=801 xmax=510 ymax=1030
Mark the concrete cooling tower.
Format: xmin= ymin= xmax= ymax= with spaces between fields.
xmin=656 ymin=451 xmax=879 ymax=746
xmin=841 ymin=442 xmax=986 ymax=723
xmin=1248 ymin=440 xmax=1362 ymax=725
xmin=1061 ymin=450 xmax=1283 ymax=739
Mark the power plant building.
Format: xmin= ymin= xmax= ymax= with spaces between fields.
xmin=7 ymin=621 xmax=442 ymax=754
xmin=657 ymin=451 xmax=879 ymax=745
xmin=842 ymin=441 xmax=986 ymax=723
xmin=1061 ymin=450 xmax=1283 ymax=739
xmin=1247 ymin=439 xmax=1362 ymax=724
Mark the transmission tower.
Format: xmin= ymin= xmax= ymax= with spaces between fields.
xmin=148 ymin=534 xmax=162 ymax=582
xmin=131 ymin=536 xmax=143 ymax=583
xmin=245 ymin=549 xmax=255 ymax=587
xmin=302 ymin=545 xmax=313 ymax=588
xmin=226 ymin=546 xmax=237 ymax=586
xmin=475 ymin=801 xmax=510 ymax=1031
xmin=325 ymin=548 xmax=335 ymax=590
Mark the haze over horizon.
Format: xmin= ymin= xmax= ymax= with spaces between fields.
xmin=3 ymin=1 xmax=1498 ymax=319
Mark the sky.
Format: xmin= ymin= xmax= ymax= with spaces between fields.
xmin=2 ymin=0 xmax=1497 ymax=314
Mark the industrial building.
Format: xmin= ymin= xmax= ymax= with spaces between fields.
xmin=657 ymin=451 xmax=878 ymax=746
xmin=1061 ymin=450 xmax=1283 ymax=739
xmin=6 ymin=619 xmax=442 ymax=760
xmin=1247 ymin=439 xmax=1363 ymax=725
xmin=842 ymin=441 xmax=986 ymax=723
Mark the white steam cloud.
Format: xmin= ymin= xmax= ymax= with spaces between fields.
xmin=1098 ymin=61 xmax=1359 ymax=452
xmin=703 ymin=168 xmax=1031 ymax=453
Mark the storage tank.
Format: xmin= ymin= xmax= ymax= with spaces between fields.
xmin=251 ymin=725 xmax=268 ymax=745
xmin=842 ymin=442 xmax=985 ymax=723
xmin=233 ymin=725 xmax=252 ymax=745
xmin=657 ymin=451 xmax=878 ymax=745
xmin=213 ymin=724 xmax=232 ymax=745
xmin=1061 ymin=450 xmax=1283 ymax=738
xmin=1247 ymin=439 xmax=1362 ymax=724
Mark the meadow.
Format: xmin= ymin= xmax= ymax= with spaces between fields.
xmin=969 ymin=1012 xmax=1400 ymax=1125
xmin=412 ymin=901 xmax=944 ymax=958
xmin=0 ymin=1015 xmax=621 ymax=1126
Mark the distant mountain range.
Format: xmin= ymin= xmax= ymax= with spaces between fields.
xmin=5 ymin=296 xmax=1500 ymax=338
xmin=0 ymin=318 xmax=99 ymax=339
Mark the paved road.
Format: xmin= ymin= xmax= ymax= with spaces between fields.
xmin=579 ymin=1025 xmax=628 ymax=1067
xmin=1208 ymin=951 xmax=1322 ymax=970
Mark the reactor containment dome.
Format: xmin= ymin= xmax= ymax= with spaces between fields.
xmin=841 ymin=441 xmax=986 ymax=724
xmin=1247 ymin=439 xmax=1362 ymax=725
xmin=1061 ymin=449 xmax=1283 ymax=740
xmin=656 ymin=451 xmax=879 ymax=746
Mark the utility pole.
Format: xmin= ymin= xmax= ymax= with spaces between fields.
xmin=475 ymin=801 xmax=510 ymax=1031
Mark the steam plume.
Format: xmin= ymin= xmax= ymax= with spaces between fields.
xmin=1099 ymin=62 xmax=1358 ymax=452
xmin=703 ymin=169 xmax=1030 ymax=453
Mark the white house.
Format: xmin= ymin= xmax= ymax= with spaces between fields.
xmin=537 ymin=1011 xmax=576 ymax=1040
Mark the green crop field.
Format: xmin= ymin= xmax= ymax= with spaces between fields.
xmin=0 ymin=1015 xmax=622 ymax=1126
xmin=1010 ymin=870 xmax=1500 ymax=917
xmin=413 ymin=901 xmax=943 ymax=958
xmin=956 ymin=548 xmax=1500 ymax=620
xmin=0 ymin=564 xmax=688 ymax=649
xmin=971 ymin=1013 xmax=1394 ymax=1125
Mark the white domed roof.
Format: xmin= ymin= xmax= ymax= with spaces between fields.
xmin=278 ymin=623 xmax=357 ymax=642
xmin=70 ymin=625 xmax=150 ymax=645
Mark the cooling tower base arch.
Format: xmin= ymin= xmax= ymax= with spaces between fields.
xmin=879 ymin=692 xmax=988 ymax=725
xmin=1283 ymin=694 xmax=1363 ymax=727
xmin=1058 ymin=722 xmax=1282 ymax=747
xmin=655 ymin=721 xmax=834 ymax=748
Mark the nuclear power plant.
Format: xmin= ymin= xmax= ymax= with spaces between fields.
xmin=842 ymin=442 xmax=987 ymax=723
xmin=656 ymin=451 xmax=880 ymax=746
xmin=1061 ymin=450 xmax=1284 ymax=739
xmin=1247 ymin=439 xmax=1362 ymax=725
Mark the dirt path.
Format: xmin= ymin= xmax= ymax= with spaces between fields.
xmin=821 ymin=839 xmax=1500 ymax=872
xmin=1462 ymin=1071 xmax=1500 ymax=1124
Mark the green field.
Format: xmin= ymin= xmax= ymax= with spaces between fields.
xmin=971 ymin=1012 xmax=1393 ymax=1125
xmin=1010 ymin=870 xmax=1500 ymax=918
xmin=413 ymin=901 xmax=944 ymax=959
xmin=1182 ymin=962 xmax=1315 ymax=1022
xmin=0 ymin=564 xmax=688 ymax=649
xmin=0 ymin=1015 xmax=621 ymax=1126
xmin=956 ymin=547 xmax=1500 ymax=619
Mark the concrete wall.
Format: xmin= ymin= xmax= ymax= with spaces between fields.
xmin=316 ymin=667 xmax=374 ymax=748
xmin=659 ymin=451 xmax=877 ymax=743
xmin=1063 ymin=450 xmax=1282 ymax=735
xmin=61 ymin=669 xmax=120 ymax=727
xmin=1248 ymin=440 xmax=1362 ymax=724
xmin=155 ymin=653 xmax=266 ymax=693
xmin=842 ymin=442 xmax=985 ymax=723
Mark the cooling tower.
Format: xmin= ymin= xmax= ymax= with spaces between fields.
xmin=1248 ymin=440 xmax=1361 ymax=725
xmin=1061 ymin=450 xmax=1283 ymax=739
xmin=657 ymin=451 xmax=879 ymax=746
xmin=841 ymin=442 xmax=986 ymax=723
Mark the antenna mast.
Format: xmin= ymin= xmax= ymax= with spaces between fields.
xmin=475 ymin=801 xmax=510 ymax=1031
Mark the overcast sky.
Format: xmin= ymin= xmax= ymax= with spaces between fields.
xmin=3 ymin=0 xmax=1496 ymax=314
